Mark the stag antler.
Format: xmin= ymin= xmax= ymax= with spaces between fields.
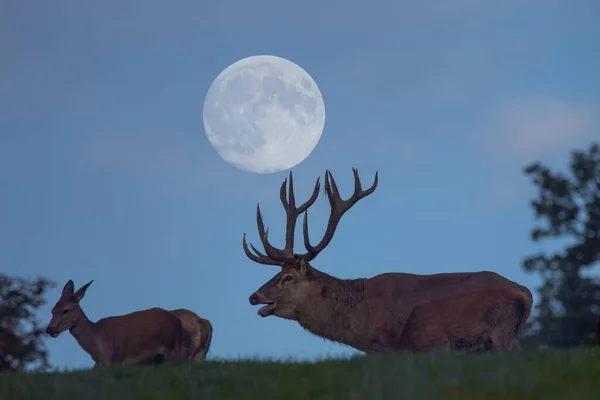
xmin=242 ymin=168 xmax=378 ymax=267
xmin=300 ymin=168 xmax=378 ymax=261
xmin=242 ymin=171 xmax=321 ymax=266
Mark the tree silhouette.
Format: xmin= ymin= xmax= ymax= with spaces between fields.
xmin=522 ymin=142 xmax=600 ymax=347
xmin=0 ymin=274 xmax=55 ymax=373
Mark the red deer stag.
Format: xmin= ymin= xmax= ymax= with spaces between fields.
xmin=170 ymin=309 xmax=213 ymax=361
xmin=244 ymin=169 xmax=533 ymax=353
xmin=397 ymin=284 xmax=532 ymax=352
xmin=45 ymin=280 xmax=190 ymax=367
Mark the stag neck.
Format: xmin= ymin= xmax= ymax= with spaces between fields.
xmin=295 ymin=273 xmax=367 ymax=347
xmin=69 ymin=308 xmax=103 ymax=362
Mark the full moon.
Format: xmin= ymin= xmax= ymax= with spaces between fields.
xmin=202 ymin=55 xmax=326 ymax=174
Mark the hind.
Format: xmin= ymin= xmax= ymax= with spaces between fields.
xmin=169 ymin=309 xmax=213 ymax=361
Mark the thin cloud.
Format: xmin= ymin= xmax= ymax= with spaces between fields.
xmin=475 ymin=96 xmax=597 ymax=213
xmin=483 ymin=96 xmax=596 ymax=161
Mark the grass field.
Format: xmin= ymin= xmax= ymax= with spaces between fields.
xmin=1 ymin=349 xmax=599 ymax=400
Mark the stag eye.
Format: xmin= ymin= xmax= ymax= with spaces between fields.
xmin=282 ymin=275 xmax=293 ymax=284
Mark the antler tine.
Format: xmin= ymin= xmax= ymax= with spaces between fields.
xmin=300 ymin=168 xmax=378 ymax=261
xmin=353 ymin=167 xmax=378 ymax=198
xmin=242 ymin=233 xmax=282 ymax=266
xmin=281 ymin=172 xmax=296 ymax=253
xmin=244 ymin=173 xmax=322 ymax=266
xmin=249 ymin=241 xmax=270 ymax=259
xmin=301 ymin=210 xmax=313 ymax=255
xmin=279 ymin=176 xmax=291 ymax=211
xmin=255 ymin=204 xmax=288 ymax=260
xmin=275 ymin=171 xmax=321 ymax=255
xmin=287 ymin=171 xmax=296 ymax=209
xmin=297 ymin=176 xmax=321 ymax=214
xmin=290 ymin=175 xmax=320 ymax=251
xmin=325 ymin=170 xmax=340 ymax=202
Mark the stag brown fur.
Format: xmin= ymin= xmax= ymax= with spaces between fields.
xmin=397 ymin=285 xmax=532 ymax=353
xmin=170 ymin=309 xmax=213 ymax=361
xmin=45 ymin=280 xmax=189 ymax=367
xmin=244 ymin=169 xmax=533 ymax=353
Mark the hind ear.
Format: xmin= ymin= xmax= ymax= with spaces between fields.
xmin=61 ymin=280 xmax=75 ymax=298
xmin=73 ymin=280 xmax=93 ymax=303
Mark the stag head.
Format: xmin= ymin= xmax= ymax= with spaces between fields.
xmin=244 ymin=168 xmax=378 ymax=319
xmin=45 ymin=279 xmax=93 ymax=337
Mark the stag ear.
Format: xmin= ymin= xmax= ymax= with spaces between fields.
xmin=72 ymin=280 xmax=93 ymax=303
xmin=299 ymin=259 xmax=309 ymax=276
xmin=61 ymin=280 xmax=75 ymax=298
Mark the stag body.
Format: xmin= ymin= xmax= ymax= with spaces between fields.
xmin=244 ymin=169 xmax=533 ymax=353
xmin=397 ymin=284 xmax=531 ymax=353
xmin=46 ymin=280 xmax=188 ymax=367
xmin=170 ymin=309 xmax=213 ymax=361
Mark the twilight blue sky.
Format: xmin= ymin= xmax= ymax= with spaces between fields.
xmin=1 ymin=1 xmax=599 ymax=370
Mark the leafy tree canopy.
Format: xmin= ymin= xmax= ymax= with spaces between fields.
xmin=0 ymin=274 xmax=55 ymax=373
xmin=522 ymin=142 xmax=600 ymax=347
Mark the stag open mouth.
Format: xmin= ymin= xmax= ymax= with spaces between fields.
xmin=257 ymin=302 xmax=276 ymax=317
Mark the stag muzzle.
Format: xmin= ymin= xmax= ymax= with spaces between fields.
xmin=249 ymin=292 xmax=276 ymax=317
xmin=249 ymin=293 xmax=261 ymax=305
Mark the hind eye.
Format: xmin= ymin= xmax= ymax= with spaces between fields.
xmin=62 ymin=309 xmax=68 ymax=315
